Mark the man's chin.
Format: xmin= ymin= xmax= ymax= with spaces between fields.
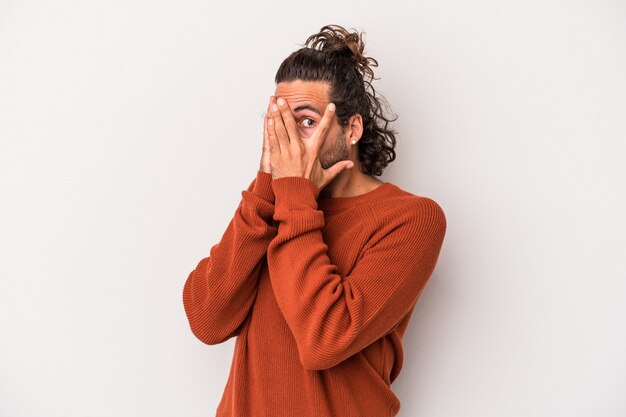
xmin=319 ymin=159 xmax=336 ymax=170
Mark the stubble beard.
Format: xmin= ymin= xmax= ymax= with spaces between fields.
xmin=318 ymin=131 xmax=351 ymax=170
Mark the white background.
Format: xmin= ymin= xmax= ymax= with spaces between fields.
xmin=1 ymin=1 xmax=624 ymax=416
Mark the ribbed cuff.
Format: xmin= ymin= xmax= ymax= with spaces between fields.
xmin=251 ymin=170 xmax=275 ymax=204
xmin=271 ymin=176 xmax=320 ymax=212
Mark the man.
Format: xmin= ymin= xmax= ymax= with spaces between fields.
xmin=183 ymin=24 xmax=447 ymax=417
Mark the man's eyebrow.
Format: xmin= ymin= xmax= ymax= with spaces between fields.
xmin=292 ymin=104 xmax=322 ymax=116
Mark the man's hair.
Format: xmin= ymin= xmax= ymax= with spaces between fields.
xmin=274 ymin=24 xmax=397 ymax=177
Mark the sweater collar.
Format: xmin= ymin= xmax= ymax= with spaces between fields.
xmin=316 ymin=182 xmax=397 ymax=212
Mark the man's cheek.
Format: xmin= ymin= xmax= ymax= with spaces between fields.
xmin=299 ymin=128 xmax=314 ymax=140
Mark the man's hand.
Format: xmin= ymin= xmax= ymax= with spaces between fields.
xmin=266 ymin=96 xmax=354 ymax=191
xmin=259 ymin=97 xmax=274 ymax=174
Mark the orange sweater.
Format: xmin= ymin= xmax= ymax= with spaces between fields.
xmin=183 ymin=170 xmax=446 ymax=417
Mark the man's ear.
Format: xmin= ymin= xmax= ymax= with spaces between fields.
xmin=347 ymin=113 xmax=364 ymax=143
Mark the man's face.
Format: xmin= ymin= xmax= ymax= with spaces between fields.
xmin=274 ymin=80 xmax=350 ymax=170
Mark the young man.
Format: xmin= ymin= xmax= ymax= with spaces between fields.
xmin=183 ymin=24 xmax=447 ymax=417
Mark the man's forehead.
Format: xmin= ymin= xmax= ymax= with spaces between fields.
xmin=274 ymin=80 xmax=330 ymax=109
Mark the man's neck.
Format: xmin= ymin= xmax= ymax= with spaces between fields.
xmin=318 ymin=163 xmax=384 ymax=199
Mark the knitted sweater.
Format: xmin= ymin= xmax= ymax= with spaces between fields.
xmin=182 ymin=170 xmax=447 ymax=417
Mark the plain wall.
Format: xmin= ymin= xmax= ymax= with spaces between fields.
xmin=1 ymin=1 xmax=624 ymax=416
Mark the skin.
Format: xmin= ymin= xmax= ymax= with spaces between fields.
xmin=260 ymin=80 xmax=384 ymax=199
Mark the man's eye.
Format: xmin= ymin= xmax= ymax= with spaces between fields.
xmin=300 ymin=118 xmax=316 ymax=128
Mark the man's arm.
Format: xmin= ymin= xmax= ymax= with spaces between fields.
xmin=266 ymin=176 xmax=446 ymax=370
xmin=182 ymin=170 xmax=276 ymax=345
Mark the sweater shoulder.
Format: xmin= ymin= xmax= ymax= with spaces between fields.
xmin=353 ymin=185 xmax=447 ymax=255
xmin=369 ymin=184 xmax=446 ymax=227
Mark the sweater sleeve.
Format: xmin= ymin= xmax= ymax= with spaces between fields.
xmin=267 ymin=176 xmax=446 ymax=370
xmin=182 ymin=170 xmax=277 ymax=345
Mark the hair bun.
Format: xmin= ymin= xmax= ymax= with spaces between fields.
xmin=304 ymin=24 xmax=379 ymax=82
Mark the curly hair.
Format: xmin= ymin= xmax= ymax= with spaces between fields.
xmin=274 ymin=24 xmax=398 ymax=177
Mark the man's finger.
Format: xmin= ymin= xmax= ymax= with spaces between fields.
xmin=276 ymin=97 xmax=300 ymax=149
xmin=270 ymin=98 xmax=290 ymax=150
xmin=263 ymin=101 xmax=268 ymax=146
xmin=267 ymin=106 xmax=281 ymax=154
xmin=312 ymin=102 xmax=336 ymax=150
xmin=263 ymin=98 xmax=272 ymax=152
